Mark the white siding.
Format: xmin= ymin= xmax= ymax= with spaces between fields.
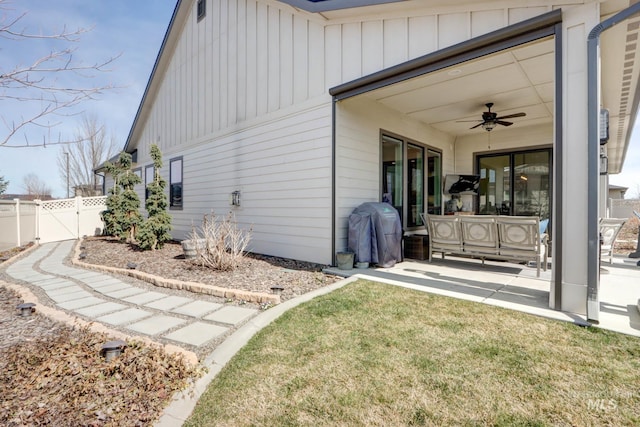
xmin=335 ymin=97 xmax=455 ymax=252
xmin=127 ymin=0 xmax=593 ymax=264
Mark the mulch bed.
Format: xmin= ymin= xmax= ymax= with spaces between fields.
xmin=0 ymin=286 xmax=201 ymax=427
xmin=79 ymin=237 xmax=343 ymax=301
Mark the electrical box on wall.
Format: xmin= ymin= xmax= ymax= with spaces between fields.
xmin=600 ymin=109 xmax=609 ymax=144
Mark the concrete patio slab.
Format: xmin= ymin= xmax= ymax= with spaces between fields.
xmin=172 ymin=301 xmax=223 ymax=318
xmin=164 ymin=322 xmax=228 ymax=346
xmin=97 ymin=308 xmax=153 ymax=326
xmin=47 ymin=285 xmax=84 ymax=297
xmin=204 ymin=306 xmax=257 ymax=325
xmin=127 ymin=315 xmax=187 ymax=335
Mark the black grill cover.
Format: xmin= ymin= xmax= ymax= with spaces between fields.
xmin=348 ymin=202 xmax=402 ymax=268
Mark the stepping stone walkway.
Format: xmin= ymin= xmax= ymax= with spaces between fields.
xmin=5 ymin=241 xmax=258 ymax=350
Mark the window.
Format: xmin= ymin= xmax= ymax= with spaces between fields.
xmin=145 ymin=165 xmax=154 ymax=200
xmin=196 ymin=0 xmax=206 ymax=21
xmin=381 ymin=133 xmax=441 ymax=228
xmin=170 ymin=157 xmax=183 ymax=209
xmin=133 ymin=168 xmax=142 ymax=180
xmin=477 ymin=148 xmax=551 ymax=219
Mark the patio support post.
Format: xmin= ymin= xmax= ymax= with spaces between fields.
xmin=586 ymin=2 xmax=640 ymax=323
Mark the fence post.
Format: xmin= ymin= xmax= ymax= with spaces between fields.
xmin=13 ymin=198 xmax=20 ymax=247
xmin=76 ymin=196 xmax=82 ymax=239
xmin=34 ymin=199 xmax=40 ymax=245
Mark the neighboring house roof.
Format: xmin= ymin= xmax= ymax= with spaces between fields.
xmin=609 ymin=184 xmax=629 ymax=191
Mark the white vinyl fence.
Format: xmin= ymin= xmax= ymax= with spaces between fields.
xmin=0 ymin=196 xmax=106 ymax=248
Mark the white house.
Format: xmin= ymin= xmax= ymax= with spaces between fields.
xmin=112 ymin=0 xmax=640 ymax=321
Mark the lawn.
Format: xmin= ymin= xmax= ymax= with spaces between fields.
xmin=185 ymin=279 xmax=640 ymax=426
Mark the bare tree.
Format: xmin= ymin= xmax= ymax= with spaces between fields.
xmin=57 ymin=114 xmax=119 ymax=196
xmin=22 ymin=173 xmax=51 ymax=198
xmin=0 ymin=174 xmax=8 ymax=195
xmin=0 ymin=1 xmax=118 ymax=148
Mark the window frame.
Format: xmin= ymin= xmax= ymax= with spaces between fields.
xmin=380 ymin=130 xmax=442 ymax=230
xmin=169 ymin=157 xmax=183 ymax=210
xmin=145 ymin=165 xmax=155 ymax=201
xmin=196 ymin=0 xmax=206 ymax=21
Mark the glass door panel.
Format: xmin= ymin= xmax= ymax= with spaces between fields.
xmin=427 ymin=149 xmax=441 ymax=214
xmin=513 ymin=151 xmax=551 ymax=219
xmin=478 ymin=155 xmax=511 ymax=215
xmin=407 ymin=144 xmax=424 ymax=227
xmin=382 ymin=135 xmax=403 ymax=221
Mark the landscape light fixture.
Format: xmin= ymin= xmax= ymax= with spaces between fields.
xmin=270 ymin=285 xmax=284 ymax=296
xmin=101 ymin=340 xmax=127 ymax=361
xmin=17 ymin=302 xmax=36 ymax=317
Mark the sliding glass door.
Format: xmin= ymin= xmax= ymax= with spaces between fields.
xmin=477 ymin=148 xmax=551 ymax=220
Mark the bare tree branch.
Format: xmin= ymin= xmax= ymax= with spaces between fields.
xmin=21 ymin=172 xmax=51 ymax=198
xmin=57 ymin=114 xmax=119 ymax=196
xmin=0 ymin=1 xmax=120 ymax=148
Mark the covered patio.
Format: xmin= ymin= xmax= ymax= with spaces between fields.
xmin=330 ymin=5 xmax=640 ymax=321
xmin=326 ymin=255 xmax=640 ymax=337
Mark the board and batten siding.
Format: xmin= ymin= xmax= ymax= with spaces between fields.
xmin=127 ymin=0 xmax=584 ymax=263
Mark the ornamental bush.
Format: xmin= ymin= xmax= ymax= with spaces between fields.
xmin=137 ymin=145 xmax=172 ymax=250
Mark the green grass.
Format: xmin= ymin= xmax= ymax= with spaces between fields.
xmin=185 ymin=280 xmax=640 ymax=426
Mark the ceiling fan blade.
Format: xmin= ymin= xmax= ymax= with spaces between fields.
xmin=495 ymin=112 xmax=526 ymax=120
xmin=470 ymin=123 xmax=484 ymax=129
xmin=496 ymin=120 xmax=513 ymax=127
xmin=457 ymin=119 xmax=482 ymax=123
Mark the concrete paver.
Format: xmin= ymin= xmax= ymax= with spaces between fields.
xmin=104 ymin=287 xmax=146 ymax=299
xmin=124 ymin=291 xmax=167 ymax=305
xmin=97 ymin=308 xmax=153 ymax=326
xmin=172 ymin=301 xmax=222 ymax=317
xmin=204 ymin=306 xmax=257 ymax=325
xmin=58 ymin=296 xmax=106 ymax=310
xmin=164 ymin=322 xmax=228 ymax=346
xmin=50 ymin=290 xmax=93 ymax=303
xmin=127 ymin=315 xmax=187 ymax=335
xmin=76 ymin=301 xmax=127 ymax=317
xmin=145 ymin=295 xmax=192 ymax=311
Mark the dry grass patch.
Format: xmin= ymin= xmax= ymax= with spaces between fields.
xmin=185 ymin=280 xmax=640 ymax=427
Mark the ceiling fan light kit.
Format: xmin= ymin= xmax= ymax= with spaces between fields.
xmin=464 ymin=102 xmax=526 ymax=132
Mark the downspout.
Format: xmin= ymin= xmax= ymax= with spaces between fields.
xmin=586 ymin=2 xmax=640 ymax=322
xmin=331 ymin=98 xmax=337 ymax=266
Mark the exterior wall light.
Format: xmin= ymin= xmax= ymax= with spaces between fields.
xmin=231 ymin=190 xmax=241 ymax=206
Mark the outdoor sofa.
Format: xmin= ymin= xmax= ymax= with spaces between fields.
xmin=420 ymin=214 xmax=548 ymax=277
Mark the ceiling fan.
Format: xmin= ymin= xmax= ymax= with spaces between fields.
xmin=462 ymin=102 xmax=526 ymax=131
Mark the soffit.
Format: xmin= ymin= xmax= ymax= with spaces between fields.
xmin=361 ymin=37 xmax=555 ymax=138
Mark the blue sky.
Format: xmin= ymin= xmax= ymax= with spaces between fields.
xmin=0 ymin=0 xmax=176 ymax=197
xmin=1 ymin=0 xmax=639 ymax=198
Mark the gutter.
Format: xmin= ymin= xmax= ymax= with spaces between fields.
xmin=586 ymin=2 xmax=640 ymax=322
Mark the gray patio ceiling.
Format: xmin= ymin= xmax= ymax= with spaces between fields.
xmin=355 ymin=18 xmax=640 ymax=175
